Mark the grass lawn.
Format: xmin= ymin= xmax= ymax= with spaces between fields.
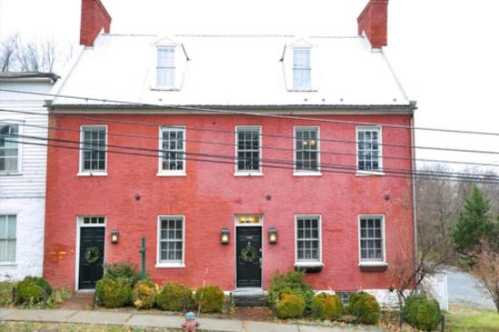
xmin=0 ymin=322 xmax=173 ymax=332
xmin=447 ymin=305 xmax=499 ymax=332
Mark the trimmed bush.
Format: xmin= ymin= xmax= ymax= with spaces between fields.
xmin=14 ymin=276 xmax=52 ymax=305
xmin=311 ymin=293 xmax=343 ymax=321
xmin=95 ymin=277 xmax=132 ymax=308
xmin=195 ymin=285 xmax=224 ymax=313
xmin=157 ymin=283 xmax=193 ymax=312
xmin=275 ymin=292 xmax=305 ymax=319
xmin=132 ymin=279 xmax=158 ymax=310
xmin=402 ymin=295 xmax=442 ymax=331
xmin=268 ymin=271 xmax=314 ymax=314
xmin=103 ymin=263 xmax=140 ymax=286
xmin=0 ymin=281 xmax=15 ymax=306
xmin=348 ymin=292 xmax=380 ymax=325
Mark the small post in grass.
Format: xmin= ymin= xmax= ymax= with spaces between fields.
xmin=139 ymin=237 xmax=146 ymax=279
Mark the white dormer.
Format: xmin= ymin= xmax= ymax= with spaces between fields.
xmin=152 ymin=37 xmax=189 ymax=91
xmin=282 ymin=39 xmax=317 ymax=92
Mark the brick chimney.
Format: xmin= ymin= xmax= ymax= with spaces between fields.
xmin=357 ymin=0 xmax=388 ymax=49
xmin=80 ymin=0 xmax=112 ymax=46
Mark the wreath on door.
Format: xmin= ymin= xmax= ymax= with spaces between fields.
xmin=240 ymin=243 xmax=258 ymax=263
xmin=85 ymin=246 xmax=100 ymax=264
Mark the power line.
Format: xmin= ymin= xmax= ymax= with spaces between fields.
xmin=2 ymin=88 xmax=499 ymax=137
xmin=2 ymin=108 xmax=499 ymax=159
xmin=8 ymin=134 xmax=499 ymax=184
xmin=2 ymin=114 xmax=499 ymax=169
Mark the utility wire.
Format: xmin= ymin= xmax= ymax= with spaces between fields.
xmin=2 ymin=88 xmax=499 ymax=137
xmin=2 ymin=108 xmax=499 ymax=158
xmin=3 ymin=116 xmax=499 ymax=169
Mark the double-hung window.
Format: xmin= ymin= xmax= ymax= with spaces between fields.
xmin=157 ymin=216 xmax=184 ymax=267
xmin=295 ymin=127 xmax=320 ymax=174
xmin=236 ymin=126 xmax=261 ymax=175
xmin=159 ymin=127 xmax=185 ymax=175
xmin=0 ymin=124 xmax=20 ymax=173
xmin=156 ymin=47 xmax=175 ymax=88
xmin=295 ymin=215 xmax=322 ymax=266
xmin=357 ymin=126 xmax=382 ymax=172
xmin=293 ymin=47 xmax=311 ymax=90
xmin=0 ymin=215 xmax=16 ymax=264
xmin=359 ymin=216 xmax=385 ymax=265
xmin=80 ymin=126 xmax=107 ymax=174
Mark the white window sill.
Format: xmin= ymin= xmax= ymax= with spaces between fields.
xmin=0 ymin=172 xmax=22 ymax=176
xmin=294 ymin=262 xmax=323 ymax=268
xmin=359 ymin=262 xmax=388 ymax=267
xmin=0 ymin=262 xmax=17 ymax=266
xmin=77 ymin=172 xmax=108 ymax=177
xmin=293 ymin=171 xmax=322 ymax=177
xmin=151 ymin=86 xmax=181 ymax=92
xmin=156 ymin=263 xmax=185 ymax=269
xmin=157 ymin=171 xmax=186 ymax=177
xmin=356 ymin=170 xmax=385 ymax=177
xmin=287 ymin=89 xmax=318 ymax=93
xmin=234 ymin=172 xmax=263 ymax=177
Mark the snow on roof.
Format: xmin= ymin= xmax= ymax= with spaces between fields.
xmin=52 ymin=33 xmax=410 ymax=108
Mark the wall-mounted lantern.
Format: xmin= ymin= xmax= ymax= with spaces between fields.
xmin=111 ymin=230 xmax=120 ymax=244
xmin=268 ymin=227 xmax=278 ymax=244
xmin=220 ymin=228 xmax=230 ymax=245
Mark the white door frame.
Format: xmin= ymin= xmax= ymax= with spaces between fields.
xmin=234 ymin=215 xmax=264 ymax=289
xmin=75 ymin=216 xmax=106 ymax=291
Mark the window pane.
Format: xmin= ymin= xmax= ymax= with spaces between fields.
xmin=357 ymin=127 xmax=381 ymax=171
xmin=160 ymin=128 xmax=185 ymax=172
xmin=296 ymin=216 xmax=320 ymax=262
xmin=0 ymin=125 xmax=19 ymax=172
xmin=0 ymin=215 xmax=16 ymax=262
xmin=236 ymin=128 xmax=260 ymax=172
xmin=81 ymin=127 xmax=106 ymax=172
xmin=293 ymin=48 xmax=311 ymax=90
xmin=359 ymin=216 xmax=383 ymax=262
xmin=295 ymin=128 xmax=319 ymax=172
xmin=159 ymin=217 xmax=183 ymax=263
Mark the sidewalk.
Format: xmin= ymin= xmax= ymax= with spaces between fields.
xmin=0 ymin=308 xmax=383 ymax=332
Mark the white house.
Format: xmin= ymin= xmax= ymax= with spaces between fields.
xmin=0 ymin=72 xmax=58 ymax=280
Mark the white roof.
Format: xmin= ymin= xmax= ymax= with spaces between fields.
xmin=52 ymin=33 xmax=410 ymax=108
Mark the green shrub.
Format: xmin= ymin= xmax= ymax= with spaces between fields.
xmin=132 ymin=279 xmax=158 ymax=310
xmin=103 ymin=263 xmax=140 ymax=286
xmin=195 ymin=285 xmax=224 ymax=313
xmin=156 ymin=282 xmax=193 ymax=311
xmin=14 ymin=276 xmax=52 ymax=305
xmin=268 ymin=271 xmax=314 ymax=313
xmin=348 ymin=292 xmax=380 ymax=325
xmin=0 ymin=281 xmax=15 ymax=306
xmin=95 ymin=277 xmax=132 ymax=308
xmin=46 ymin=288 xmax=72 ymax=308
xmin=310 ymin=293 xmax=343 ymax=321
xmin=275 ymin=292 xmax=305 ymax=319
xmin=402 ymin=295 xmax=442 ymax=331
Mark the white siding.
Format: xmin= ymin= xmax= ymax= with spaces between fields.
xmin=0 ymin=79 xmax=54 ymax=280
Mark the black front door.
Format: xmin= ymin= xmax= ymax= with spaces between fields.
xmin=236 ymin=226 xmax=262 ymax=288
xmin=79 ymin=227 xmax=105 ymax=289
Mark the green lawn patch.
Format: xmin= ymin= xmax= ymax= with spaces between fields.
xmin=447 ymin=305 xmax=499 ymax=332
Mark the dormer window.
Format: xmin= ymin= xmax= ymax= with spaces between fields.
xmin=293 ymin=47 xmax=311 ymax=90
xmin=156 ymin=46 xmax=176 ymax=88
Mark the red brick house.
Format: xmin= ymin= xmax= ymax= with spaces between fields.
xmin=44 ymin=0 xmax=416 ymax=304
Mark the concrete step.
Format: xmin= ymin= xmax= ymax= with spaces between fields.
xmin=231 ymin=289 xmax=267 ymax=307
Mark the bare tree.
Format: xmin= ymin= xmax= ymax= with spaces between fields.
xmin=0 ymin=34 xmax=19 ymax=72
xmin=0 ymin=35 xmax=59 ymax=73
xmin=471 ymin=240 xmax=499 ymax=312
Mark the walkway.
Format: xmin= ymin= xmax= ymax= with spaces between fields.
xmin=0 ymin=308 xmax=383 ymax=332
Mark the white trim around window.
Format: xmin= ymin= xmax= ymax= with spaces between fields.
xmin=157 ymin=126 xmax=186 ymax=176
xmin=0 ymin=214 xmax=17 ymax=265
xmin=293 ymin=126 xmax=321 ymax=176
xmin=357 ymin=214 xmax=387 ymax=267
xmin=0 ymin=120 xmax=23 ymax=176
xmin=355 ymin=125 xmax=384 ymax=176
xmin=156 ymin=215 xmax=185 ymax=268
xmin=234 ymin=126 xmax=263 ymax=176
xmin=294 ymin=214 xmax=323 ymax=267
xmin=78 ymin=125 xmax=108 ymax=176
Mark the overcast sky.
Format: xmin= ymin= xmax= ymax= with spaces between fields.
xmin=1 ymin=0 xmax=498 ymax=170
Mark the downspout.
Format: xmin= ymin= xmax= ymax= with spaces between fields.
xmin=410 ymin=111 xmax=418 ymax=288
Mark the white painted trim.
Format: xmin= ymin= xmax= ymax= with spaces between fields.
xmin=234 ymin=125 xmax=263 ymax=176
xmin=293 ymin=126 xmax=321 ymax=176
xmin=294 ymin=214 xmax=323 ymax=265
xmin=234 ymin=215 xmax=264 ymax=289
xmin=355 ymin=125 xmax=383 ymax=173
xmin=79 ymin=125 xmax=108 ymax=175
xmin=158 ymin=126 xmax=187 ymax=176
xmin=75 ymin=216 xmax=107 ymax=291
xmin=156 ymin=215 xmax=186 ymax=268
xmin=357 ymin=214 xmax=387 ymax=265
xmin=0 ymin=213 xmax=17 ymax=265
